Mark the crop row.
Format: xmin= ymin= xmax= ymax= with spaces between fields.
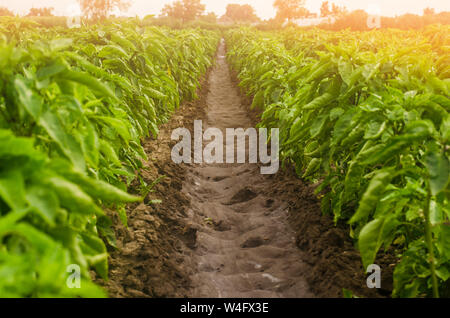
xmin=0 ymin=21 xmax=219 ymax=297
xmin=226 ymin=26 xmax=449 ymax=297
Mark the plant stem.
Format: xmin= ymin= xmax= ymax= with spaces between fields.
xmin=424 ymin=187 xmax=439 ymax=298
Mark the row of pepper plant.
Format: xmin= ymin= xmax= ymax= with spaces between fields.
xmin=0 ymin=19 xmax=219 ymax=297
xmin=226 ymin=26 xmax=449 ymax=297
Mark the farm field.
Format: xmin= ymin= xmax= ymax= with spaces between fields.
xmin=0 ymin=16 xmax=449 ymax=299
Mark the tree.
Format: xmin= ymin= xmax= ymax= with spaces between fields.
xmin=162 ymin=1 xmax=185 ymax=20
xmin=200 ymin=12 xmax=217 ymax=23
xmin=423 ymin=8 xmax=435 ymax=16
xmin=224 ymin=4 xmax=259 ymax=22
xmin=330 ymin=9 xmax=368 ymax=30
xmin=162 ymin=0 xmax=205 ymax=22
xmin=331 ymin=3 xmax=347 ymax=17
xmin=273 ymin=0 xmax=309 ymax=22
xmin=183 ymin=0 xmax=205 ymax=21
xmin=27 ymin=7 xmax=54 ymax=17
xmin=78 ymin=0 xmax=130 ymax=20
xmin=0 ymin=7 xmax=14 ymax=16
xmin=320 ymin=1 xmax=331 ymax=17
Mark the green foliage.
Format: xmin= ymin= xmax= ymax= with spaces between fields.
xmin=0 ymin=21 xmax=219 ymax=297
xmin=226 ymin=26 xmax=450 ymax=297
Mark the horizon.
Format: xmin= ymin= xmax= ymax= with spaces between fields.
xmin=1 ymin=0 xmax=450 ymax=20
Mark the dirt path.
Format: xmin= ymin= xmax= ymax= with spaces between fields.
xmin=182 ymin=40 xmax=313 ymax=298
xmin=102 ymin=40 xmax=390 ymax=299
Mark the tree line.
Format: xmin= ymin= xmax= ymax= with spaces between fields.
xmin=0 ymin=0 xmax=448 ymax=29
xmin=0 ymin=0 xmax=353 ymax=22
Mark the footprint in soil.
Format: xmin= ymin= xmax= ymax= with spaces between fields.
xmin=181 ymin=226 xmax=197 ymax=249
xmin=214 ymin=220 xmax=232 ymax=232
xmin=241 ymin=236 xmax=264 ymax=248
xmin=213 ymin=176 xmax=229 ymax=182
xmin=225 ymin=187 xmax=258 ymax=205
xmin=264 ymin=199 xmax=275 ymax=208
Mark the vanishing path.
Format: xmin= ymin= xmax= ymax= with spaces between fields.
xmin=183 ymin=40 xmax=313 ymax=297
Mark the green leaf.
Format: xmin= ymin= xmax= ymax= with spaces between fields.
xmin=36 ymin=61 xmax=67 ymax=80
xmin=46 ymin=176 xmax=103 ymax=216
xmin=79 ymin=121 xmax=99 ymax=169
xmin=0 ymin=170 xmax=26 ymax=211
xmin=79 ymin=231 xmax=109 ymax=279
xmin=49 ymin=38 xmax=73 ymax=51
xmin=329 ymin=107 xmax=344 ymax=121
xmin=363 ymin=121 xmax=433 ymax=165
xmin=358 ymin=219 xmax=384 ymax=268
xmin=98 ymin=45 xmax=130 ymax=59
xmin=251 ymin=90 xmax=264 ymax=109
xmin=0 ymin=209 xmax=29 ymax=236
xmin=97 ymin=215 xmax=117 ymax=249
xmin=57 ymin=70 xmax=118 ymax=101
xmin=99 ymin=139 xmax=121 ymax=166
xmin=332 ymin=108 xmax=358 ymax=146
xmin=61 ymin=170 xmax=142 ymax=204
xmin=441 ymin=115 xmax=450 ymax=143
xmin=350 ymin=169 xmax=394 ymax=224
xmin=0 ymin=130 xmax=37 ymax=157
xmin=144 ymin=87 xmax=168 ymax=100
xmin=429 ymin=200 xmax=443 ymax=226
xmin=25 ymin=184 xmax=59 ymax=226
xmin=14 ymin=77 xmax=43 ymax=120
xmin=343 ymin=161 xmax=364 ymax=202
xmin=39 ymin=109 xmax=86 ymax=172
xmin=364 ymin=121 xmax=386 ymax=140
xmin=338 ymin=59 xmax=353 ymax=85
xmin=303 ymin=158 xmax=321 ymax=178
xmin=12 ymin=223 xmax=56 ymax=253
xmin=93 ymin=116 xmax=131 ymax=144
xmin=358 ymin=215 xmax=399 ymax=269
xmin=302 ymin=91 xmax=334 ymax=111
xmin=342 ymin=288 xmax=357 ymax=298
xmin=117 ymin=204 xmax=128 ymax=228
xmin=310 ymin=114 xmax=327 ymax=138
xmin=425 ymin=151 xmax=450 ymax=196
xmin=437 ymin=224 xmax=450 ymax=260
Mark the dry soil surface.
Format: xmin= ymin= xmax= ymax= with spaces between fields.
xmin=183 ymin=40 xmax=313 ymax=298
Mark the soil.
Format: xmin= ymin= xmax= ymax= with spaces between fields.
xmin=99 ymin=39 xmax=394 ymax=298
xmin=182 ymin=41 xmax=312 ymax=297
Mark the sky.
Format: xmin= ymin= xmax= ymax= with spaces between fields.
xmin=1 ymin=0 xmax=450 ymax=20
